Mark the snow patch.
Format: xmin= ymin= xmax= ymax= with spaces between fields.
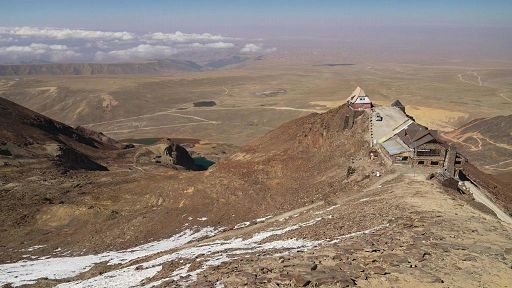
xmin=51 ymin=217 xmax=324 ymax=287
xmin=21 ymin=245 xmax=45 ymax=252
xmin=0 ymin=227 xmax=222 ymax=287
xmin=171 ymin=264 xmax=192 ymax=280
xmin=330 ymin=224 xmax=389 ymax=243
xmin=1 ymin=211 xmax=388 ymax=288
xmin=255 ymin=215 xmax=272 ymax=222
xmin=314 ymin=204 xmax=340 ymax=215
xmin=234 ymin=222 xmax=250 ymax=229
xmin=58 ymin=265 xmax=162 ymax=288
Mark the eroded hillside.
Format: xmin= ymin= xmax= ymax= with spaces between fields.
xmin=1 ymin=100 xmax=512 ymax=287
xmin=442 ymin=115 xmax=512 ymax=174
xmin=0 ymin=102 xmax=377 ymax=262
xmin=1 ymin=169 xmax=511 ymax=287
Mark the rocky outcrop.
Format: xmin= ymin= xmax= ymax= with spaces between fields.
xmin=164 ymin=142 xmax=200 ymax=171
xmin=75 ymin=126 xmax=126 ymax=149
xmin=54 ymin=146 xmax=108 ymax=172
xmin=0 ymin=147 xmax=12 ymax=156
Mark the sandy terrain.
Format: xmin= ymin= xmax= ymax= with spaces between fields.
xmin=1 ymin=63 xmax=511 ymax=145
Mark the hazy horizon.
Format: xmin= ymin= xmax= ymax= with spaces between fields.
xmin=1 ymin=1 xmax=512 ymax=65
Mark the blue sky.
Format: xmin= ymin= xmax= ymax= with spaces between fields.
xmin=1 ymin=0 xmax=511 ymax=35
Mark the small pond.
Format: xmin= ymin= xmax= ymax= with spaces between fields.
xmin=193 ymin=100 xmax=217 ymax=107
xmin=193 ymin=156 xmax=215 ymax=170
xmin=120 ymin=138 xmax=162 ymax=145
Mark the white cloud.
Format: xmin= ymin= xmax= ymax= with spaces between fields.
xmin=240 ymin=43 xmax=276 ymax=53
xmin=0 ymin=36 xmax=16 ymax=43
xmin=240 ymin=43 xmax=263 ymax=53
xmin=94 ymin=44 xmax=177 ymax=62
xmin=0 ymin=26 xmax=135 ymax=40
xmin=146 ymin=31 xmax=225 ymax=42
xmin=190 ymin=42 xmax=235 ymax=49
xmin=0 ymin=43 xmax=81 ymax=63
xmin=0 ymin=26 xmax=273 ymax=64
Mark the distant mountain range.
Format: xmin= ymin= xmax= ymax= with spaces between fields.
xmin=0 ymin=56 xmax=250 ymax=76
xmin=0 ymin=59 xmax=201 ymax=76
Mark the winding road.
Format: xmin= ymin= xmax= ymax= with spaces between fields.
xmin=82 ymin=105 xmax=323 ymax=133
xmin=498 ymin=93 xmax=512 ymax=103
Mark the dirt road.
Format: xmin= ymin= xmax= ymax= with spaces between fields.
xmin=463 ymin=181 xmax=512 ymax=225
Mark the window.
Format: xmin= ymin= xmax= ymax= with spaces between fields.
xmin=455 ymin=160 xmax=462 ymax=165
xmin=418 ymin=161 xmax=425 ymax=165
xmin=395 ymin=156 xmax=409 ymax=162
xmin=416 ymin=149 xmax=441 ymax=157
xmin=430 ymin=161 xmax=439 ymax=166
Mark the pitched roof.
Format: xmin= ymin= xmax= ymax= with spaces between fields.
xmin=347 ymin=86 xmax=368 ymax=103
xmin=351 ymin=86 xmax=366 ymax=97
xmin=381 ymin=135 xmax=411 ymax=155
xmin=397 ymin=122 xmax=438 ymax=149
xmin=391 ymin=99 xmax=404 ymax=108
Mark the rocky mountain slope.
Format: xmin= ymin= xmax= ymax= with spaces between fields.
xmin=440 ymin=114 xmax=512 ymax=217
xmin=0 ymin=96 xmax=123 ymax=172
xmin=0 ymin=101 xmax=373 ymax=260
xmin=1 ymin=101 xmax=511 ymax=287
xmin=441 ymin=114 xmax=512 ymax=174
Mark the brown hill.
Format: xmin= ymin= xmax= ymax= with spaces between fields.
xmin=0 ymin=96 xmax=116 ymax=171
xmin=2 ymin=101 xmax=512 ymax=287
xmin=441 ymin=114 xmax=512 ymax=174
xmin=207 ymin=106 xmax=371 ymax=212
xmin=0 ymin=102 xmax=377 ymax=259
xmin=0 ymin=59 xmax=202 ymax=76
xmin=462 ymin=162 xmax=512 ymax=215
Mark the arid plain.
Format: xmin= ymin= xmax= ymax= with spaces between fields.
xmin=1 ymin=58 xmax=511 ymax=146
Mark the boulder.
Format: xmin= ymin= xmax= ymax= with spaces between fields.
xmin=164 ymin=142 xmax=199 ymax=171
